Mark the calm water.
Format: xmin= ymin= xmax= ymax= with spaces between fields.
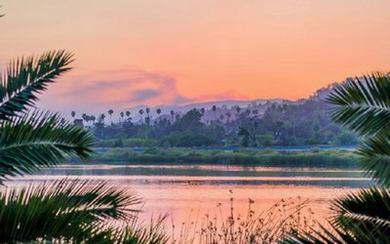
xmin=9 ymin=163 xmax=370 ymax=225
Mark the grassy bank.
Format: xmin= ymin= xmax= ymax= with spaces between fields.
xmin=75 ymin=147 xmax=360 ymax=167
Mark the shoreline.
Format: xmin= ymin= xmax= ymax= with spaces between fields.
xmin=70 ymin=147 xmax=361 ymax=168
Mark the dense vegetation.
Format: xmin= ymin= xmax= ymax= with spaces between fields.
xmin=81 ymin=147 xmax=359 ymax=167
xmin=75 ymin=85 xmax=358 ymax=148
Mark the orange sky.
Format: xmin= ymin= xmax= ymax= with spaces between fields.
xmin=1 ymin=0 xmax=390 ymax=113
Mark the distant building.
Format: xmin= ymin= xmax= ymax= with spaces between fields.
xmin=73 ymin=119 xmax=84 ymax=127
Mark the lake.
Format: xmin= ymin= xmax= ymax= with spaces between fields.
xmin=9 ymin=163 xmax=369 ymax=239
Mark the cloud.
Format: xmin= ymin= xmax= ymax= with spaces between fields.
xmin=38 ymin=67 xmax=192 ymax=113
xmin=131 ymin=89 xmax=160 ymax=102
xmin=38 ymin=67 xmax=247 ymax=115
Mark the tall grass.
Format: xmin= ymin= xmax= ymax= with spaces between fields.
xmin=170 ymin=193 xmax=316 ymax=244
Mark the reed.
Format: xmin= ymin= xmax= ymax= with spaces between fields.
xmin=169 ymin=192 xmax=316 ymax=244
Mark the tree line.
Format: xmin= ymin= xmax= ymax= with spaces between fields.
xmin=72 ymin=86 xmax=358 ymax=147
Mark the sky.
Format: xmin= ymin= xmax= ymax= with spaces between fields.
xmin=1 ymin=0 xmax=390 ymax=114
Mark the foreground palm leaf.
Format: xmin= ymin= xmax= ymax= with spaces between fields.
xmin=0 ymin=50 xmax=169 ymax=243
xmin=332 ymin=188 xmax=390 ymax=238
xmin=0 ymin=51 xmax=93 ymax=184
xmin=282 ymin=223 xmax=386 ymax=244
xmin=108 ymin=217 xmax=169 ymax=244
xmin=358 ymin=133 xmax=390 ymax=186
xmin=0 ymin=111 xmax=93 ymax=182
xmin=327 ymin=72 xmax=390 ymax=186
xmin=284 ymin=188 xmax=390 ymax=243
xmin=0 ymin=179 xmax=141 ymax=242
xmin=327 ymin=73 xmax=390 ymax=137
xmin=0 ymin=50 xmax=73 ymax=121
xmin=285 ymin=72 xmax=390 ymax=243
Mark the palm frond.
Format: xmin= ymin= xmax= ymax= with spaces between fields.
xmin=110 ymin=216 xmax=169 ymax=244
xmin=283 ymin=188 xmax=390 ymax=243
xmin=0 ymin=111 xmax=93 ymax=182
xmin=0 ymin=179 xmax=141 ymax=242
xmin=0 ymin=50 xmax=73 ymax=121
xmin=331 ymin=187 xmax=390 ymax=235
xmin=288 ymin=72 xmax=390 ymax=243
xmin=358 ymin=133 xmax=390 ymax=186
xmin=283 ymin=221 xmax=387 ymax=244
xmin=327 ymin=73 xmax=390 ymax=137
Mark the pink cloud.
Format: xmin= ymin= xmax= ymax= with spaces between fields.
xmin=38 ymin=67 xmax=250 ymax=115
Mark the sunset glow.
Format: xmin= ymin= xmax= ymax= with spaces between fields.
xmin=1 ymin=0 xmax=390 ymax=113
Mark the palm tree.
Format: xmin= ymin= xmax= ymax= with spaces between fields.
xmin=285 ymin=73 xmax=390 ymax=243
xmin=90 ymin=115 xmax=96 ymax=125
xmin=120 ymin=111 xmax=124 ymax=123
xmin=139 ymin=109 xmax=144 ymax=123
xmin=200 ymin=107 xmax=205 ymax=115
xmin=235 ymin=106 xmax=241 ymax=114
xmin=212 ymin=105 xmax=217 ymax=120
xmin=170 ymin=110 xmax=175 ymax=120
xmin=108 ymin=109 xmax=114 ymax=124
xmin=145 ymin=107 xmax=151 ymax=123
xmin=0 ymin=50 xmax=167 ymax=242
xmin=126 ymin=110 xmax=131 ymax=122
xmin=226 ymin=112 xmax=231 ymax=123
xmin=82 ymin=113 xmax=87 ymax=124
xmin=99 ymin=113 xmax=106 ymax=124
xmin=252 ymin=109 xmax=259 ymax=116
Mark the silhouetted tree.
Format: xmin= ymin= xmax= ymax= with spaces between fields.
xmin=212 ymin=105 xmax=217 ymax=120
xmin=238 ymin=127 xmax=250 ymax=147
xmin=226 ymin=112 xmax=231 ymax=122
xmin=99 ymin=113 xmax=106 ymax=124
xmin=200 ymin=107 xmax=205 ymax=115
xmin=82 ymin=113 xmax=88 ymax=124
xmin=108 ymin=109 xmax=114 ymax=124
xmin=252 ymin=109 xmax=259 ymax=116
xmin=120 ymin=111 xmax=124 ymax=123
xmin=138 ymin=109 xmax=144 ymax=123
xmin=145 ymin=107 xmax=150 ymax=119
xmin=236 ymin=106 xmax=241 ymax=114
xmin=170 ymin=110 xmax=175 ymax=121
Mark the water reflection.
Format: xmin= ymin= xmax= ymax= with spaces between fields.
xmin=10 ymin=163 xmax=369 ymax=226
xmin=33 ymin=163 xmax=370 ymax=188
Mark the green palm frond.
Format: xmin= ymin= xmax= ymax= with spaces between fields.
xmin=331 ymin=188 xmax=390 ymax=235
xmin=0 ymin=50 xmax=73 ymax=121
xmin=0 ymin=179 xmax=141 ymax=242
xmin=358 ymin=133 xmax=390 ymax=186
xmin=327 ymin=73 xmax=390 ymax=137
xmin=283 ymin=188 xmax=390 ymax=243
xmin=0 ymin=111 xmax=93 ymax=182
xmin=328 ymin=72 xmax=390 ymax=185
xmin=283 ymin=222 xmax=386 ymax=244
xmin=110 ymin=216 xmax=169 ymax=244
xmin=0 ymin=49 xmax=170 ymax=243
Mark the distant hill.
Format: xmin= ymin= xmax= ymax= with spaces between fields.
xmin=126 ymin=98 xmax=294 ymax=122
